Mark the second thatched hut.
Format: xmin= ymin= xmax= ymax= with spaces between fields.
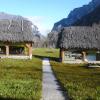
xmin=57 ymin=24 xmax=100 ymax=63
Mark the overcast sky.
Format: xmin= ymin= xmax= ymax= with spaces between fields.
xmin=0 ymin=0 xmax=91 ymax=36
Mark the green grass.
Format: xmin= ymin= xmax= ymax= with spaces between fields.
xmin=33 ymin=48 xmax=59 ymax=58
xmin=0 ymin=57 xmax=42 ymax=100
xmin=1 ymin=48 xmax=99 ymax=100
xmin=48 ymin=48 xmax=100 ymax=100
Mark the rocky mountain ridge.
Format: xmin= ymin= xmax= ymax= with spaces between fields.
xmin=73 ymin=5 xmax=100 ymax=26
xmin=52 ymin=0 xmax=100 ymax=31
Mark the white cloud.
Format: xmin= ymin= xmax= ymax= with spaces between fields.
xmin=26 ymin=16 xmax=51 ymax=36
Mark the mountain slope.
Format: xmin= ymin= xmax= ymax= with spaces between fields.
xmin=73 ymin=5 xmax=100 ymax=26
xmin=52 ymin=0 xmax=100 ymax=31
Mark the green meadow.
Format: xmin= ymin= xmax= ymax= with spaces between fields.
xmin=33 ymin=48 xmax=100 ymax=100
xmin=0 ymin=48 xmax=100 ymax=100
xmin=0 ymin=57 xmax=42 ymax=100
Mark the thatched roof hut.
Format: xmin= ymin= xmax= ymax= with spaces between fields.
xmin=58 ymin=24 xmax=100 ymax=63
xmin=0 ymin=19 xmax=34 ymax=43
xmin=57 ymin=24 xmax=100 ymax=50
xmin=0 ymin=14 xmax=34 ymax=59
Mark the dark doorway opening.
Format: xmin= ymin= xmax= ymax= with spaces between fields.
xmin=0 ymin=46 xmax=6 ymax=54
xmin=9 ymin=46 xmax=24 ymax=55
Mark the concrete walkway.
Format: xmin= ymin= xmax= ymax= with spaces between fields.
xmin=42 ymin=58 xmax=67 ymax=100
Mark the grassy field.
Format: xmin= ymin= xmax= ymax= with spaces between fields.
xmin=0 ymin=57 xmax=42 ymax=100
xmin=33 ymin=48 xmax=100 ymax=100
xmin=0 ymin=48 xmax=100 ymax=100
xmin=51 ymin=62 xmax=100 ymax=100
xmin=33 ymin=48 xmax=59 ymax=58
xmin=41 ymin=48 xmax=100 ymax=100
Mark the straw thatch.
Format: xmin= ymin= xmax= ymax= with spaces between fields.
xmin=0 ymin=18 xmax=34 ymax=43
xmin=57 ymin=24 xmax=100 ymax=50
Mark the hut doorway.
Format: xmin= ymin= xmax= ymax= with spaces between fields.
xmin=0 ymin=46 xmax=6 ymax=54
xmin=9 ymin=46 xmax=24 ymax=55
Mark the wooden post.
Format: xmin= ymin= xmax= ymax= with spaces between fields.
xmin=26 ymin=43 xmax=32 ymax=59
xmin=60 ymin=49 xmax=64 ymax=63
xmin=29 ymin=43 xmax=32 ymax=59
xmin=82 ymin=51 xmax=87 ymax=62
xmin=6 ymin=45 xmax=9 ymax=56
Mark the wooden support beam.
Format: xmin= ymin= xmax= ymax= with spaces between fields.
xmin=26 ymin=43 xmax=32 ymax=59
xmin=6 ymin=45 xmax=9 ymax=56
xmin=29 ymin=44 xmax=32 ymax=59
xmin=82 ymin=51 xmax=87 ymax=62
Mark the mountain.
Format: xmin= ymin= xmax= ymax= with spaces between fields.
xmin=73 ymin=5 xmax=100 ymax=26
xmin=52 ymin=0 xmax=100 ymax=31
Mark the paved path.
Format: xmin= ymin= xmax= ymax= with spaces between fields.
xmin=42 ymin=58 xmax=67 ymax=100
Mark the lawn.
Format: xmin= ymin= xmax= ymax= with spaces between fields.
xmin=33 ymin=48 xmax=59 ymax=58
xmin=0 ymin=57 xmax=42 ymax=100
xmin=1 ymin=48 xmax=99 ymax=100
xmin=34 ymin=48 xmax=100 ymax=100
xmin=47 ymin=49 xmax=100 ymax=100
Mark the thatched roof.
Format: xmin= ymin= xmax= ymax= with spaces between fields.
xmin=0 ymin=16 xmax=34 ymax=43
xmin=57 ymin=24 xmax=100 ymax=50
